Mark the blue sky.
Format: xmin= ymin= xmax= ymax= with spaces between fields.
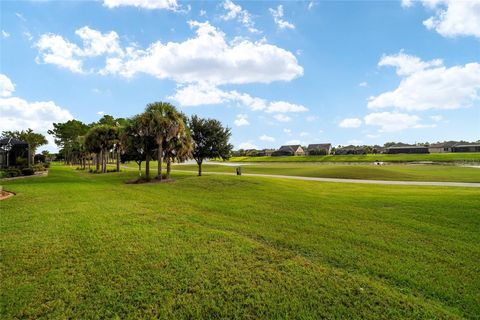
xmin=1 ymin=0 xmax=479 ymax=151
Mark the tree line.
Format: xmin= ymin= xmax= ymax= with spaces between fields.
xmin=47 ymin=102 xmax=233 ymax=180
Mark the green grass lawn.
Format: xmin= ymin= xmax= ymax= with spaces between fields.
xmin=156 ymin=162 xmax=480 ymax=183
xmin=228 ymin=152 xmax=480 ymax=163
xmin=1 ymin=165 xmax=479 ymax=319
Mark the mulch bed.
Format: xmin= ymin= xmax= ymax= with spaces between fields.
xmin=0 ymin=190 xmax=15 ymax=201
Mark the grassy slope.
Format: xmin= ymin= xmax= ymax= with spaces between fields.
xmin=160 ymin=162 xmax=480 ymax=183
xmin=1 ymin=165 xmax=479 ymax=319
xmin=228 ymin=152 xmax=480 ymax=163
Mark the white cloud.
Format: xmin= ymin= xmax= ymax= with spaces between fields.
xmin=259 ymin=134 xmax=275 ymax=142
xmin=97 ymin=111 xmax=105 ymax=116
xmin=15 ymin=13 xmax=26 ymax=22
xmin=234 ymin=114 xmax=250 ymax=127
xmin=0 ymin=74 xmax=15 ymax=97
xmin=420 ymin=0 xmax=480 ymax=38
xmin=100 ymin=21 xmax=302 ymax=85
xmin=430 ymin=115 xmax=443 ymax=122
xmin=269 ymin=5 xmax=295 ymax=30
xmin=339 ymin=118 xmax=362 ymax=128
xmin=378 ymin=51 xmax=443 ymax=76
xmin=366 ymin=134 xmax=380 ymax=138
xmin=308 ymin=1 xmax=316 ymax=10
xmin=199 ymin=10 xmax=206 ymax=17
xmin=401 ymin=0 xmax=413 ymax=8
xmin=305 ymin=115 xmax=318 ymax=122
xmin=364 ymin=112 xmax=432 ymax=132
xmin=221 ymin=0 xmax=258 ymax=33
xmin=283 ymin=128 xmax=291 ymax=134
xmin=0 ymin=74 xmax=74 ymax=151
xmin=103 ymin=0 xmax=179 ymax=10
xmin=369 ymin=52 xmax=480 ymax=111
xmin=358 ymin=81 xmax=368 ymax=87
xmin=237 ymin=141 xmax=257 ymax=149
xmin=274 ymin=114 xmax=291 ymax=122
xmin=300 ymin=132 xmax=309 ymax=137
xmin=35 ymin=26 xmax=124 ymax=73
xmin=265 ymin=101 xmax=308 ymax=113
xmin=35 ymin=34 xmax=84 ymax=73
xmin=74 ymin=26 xmax=123 ymax=57
xmin=1 ymin=30 xmax=10 ymax=38
xmin=23 ymin=31 xmax=33 ymax=41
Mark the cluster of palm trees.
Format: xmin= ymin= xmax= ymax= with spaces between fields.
xmin=80 ymin=102 xmax=190 ymax=180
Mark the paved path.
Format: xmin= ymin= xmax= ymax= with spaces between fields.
xmin=172 ymin=170 xmax=480 ymax=188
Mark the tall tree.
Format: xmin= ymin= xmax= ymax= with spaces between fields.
xmin=143 ymin=102 xmax=185 ymax=181
xmin=48 ymin=120 xmax=89 ymax=164
xmin=2 ymin=128 xmax=48 ymax=164
xmin=188 ymin=115 xmax=233 ymax=176
xmin=84 ymin=125 xmax=118 ymax=173
xmin=163 ymin=121 xmax=192 ymax=179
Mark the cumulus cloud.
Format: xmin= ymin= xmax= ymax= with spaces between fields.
xmin=339 ymin=118 xmax=362 ymax=128
xmin=103 ymin=0 xmax=179 ymax=10
xmin=369 ymin=52 xmax=480 ymax=111
xmin=265 ymin=101 xmax=308 ymax=113
xmin=269 ymin=5 xmax=295 ymax=30
xmin=259 ymin=134 xmax=275 ymax=142
xmin=358 ymin=81 xmax=368 ymax=87
xmin=403 ymin=0 xmax=480 ymax=38
xmin=100 ymin=20 xmax=303 ymax=85
xmin=221 ymin=0 xmax=258 ymax=33
xmin=234 ymin=114 xmax=250 ymax=126
xmin=1 ymin=30 xmax=10 ymax=38
xmin=0 ymin=74 xmax=15 ymax=97
xmin=363 ymin=112 xmax=434 ymax=132
xmin=0 ymin=74 xmax=74 ymax=150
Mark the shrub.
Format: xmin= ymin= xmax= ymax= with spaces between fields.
xmin=33 ymin=164 xmax=46 ymax=172
xmin=21 ymin=168 xmax=35 ymax=176
xmin=44 ymin=162 xmax=51 ymax=168
xmin=16 ymin=157 xmax=29 ymax=168
xmin=1 ymin=168 xmax=21 ymax=178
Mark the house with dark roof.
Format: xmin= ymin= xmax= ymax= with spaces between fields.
xmin=258 ymin=149 xmax=275 ymax=156
xmin=0 ymin=137 xmax=30 ymax=168
xmin=428 ymin=141 xmax=459 ymax=153
xmin=272 ymin=145 xmax=305 ymax=156
xmin=307 ymin=143 xmax=332 ymax=155
xmin=385 ymin=144 xmax=429 ymax=154
xmin=452 ymin=142 xmax=480 ymax=153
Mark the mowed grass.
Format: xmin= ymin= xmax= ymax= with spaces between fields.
xmin=229 ymin=152 xmax=480 ymax=163
xmin=161 ymin=162 xmax=480 ymax=183
xmin=1 ymin=165 xmax=480 ymax=319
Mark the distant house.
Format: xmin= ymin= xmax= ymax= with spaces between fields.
xmin=334 ymin=145 xmax=366 ymax=155
xmin=0 ymin=137 xmax=30 ymax=168
xmin=428 ymin=141 xmax=459 ymax=153
xmin=452 ymin=143 xmax=480 ymax=153
xmin=272 ymin=145 xmax=305 ymax=156
xmin=244 ymin=149 xmax=259 ymax=156
xmin=258 ymin=149 xmax=275 ymax=156
xmin=307 ymin=143 xmax=332 ymax=155
xmin=385 ymin=144 xmax=429 ymax=154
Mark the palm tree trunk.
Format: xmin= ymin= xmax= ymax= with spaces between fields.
xmin=96 ymin=152 xmax=100 ymax=172
xmin=116 ymin=151 xmax=120 ymax=172
xmin=145 ymin=153 xmax=150 ymax=180
xmin=198 ymin=160 xmax=202 ymax=176
xmin=166 ymin=158 xmax=171 ymax=179
xmin=157 ymin=144 xmax=163 ymax=180
xmin=103 ymin=149 xmax=107 ymax=173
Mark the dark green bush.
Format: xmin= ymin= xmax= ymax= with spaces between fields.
xmin=21 ymin=168 xmax=35 ymax=176
xmin=1 ymin=168 xmax=21 ymax=177
xmin=33 ymin=164 xmax=46 ymax=172
xmin=15 ymin=157 xmax=28 ymax=168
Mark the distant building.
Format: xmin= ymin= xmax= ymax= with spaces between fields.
xmin=428 ymin=141 xmax=459 ymax=153
xmin=0 ymin=137 xmax=30 ymax=168
xmin=272 ymin=145 xmax=305 ymax=156
xmin=452 ymin=143 xmax=480 ymax=153
xmin=244 ymin=149 xmax=259 ymax=156
xmin=258 ymin=149 xmax=275 ymax=156
xmin=385 ymin=144 xmax=429 ymax=154
xmin=307 ymin=143 xmax=332 ymax=155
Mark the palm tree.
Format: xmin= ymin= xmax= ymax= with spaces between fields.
xmin=84 ymin=125 xmax=118 ymax=173
xmin=144 ymin=102 xmax=185 ymax=181
xmin=163 ymin=125 xmax=192 ymax=179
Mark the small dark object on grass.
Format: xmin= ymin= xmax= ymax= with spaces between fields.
xmin=236 ymin=167 xmax=242 ymax=176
